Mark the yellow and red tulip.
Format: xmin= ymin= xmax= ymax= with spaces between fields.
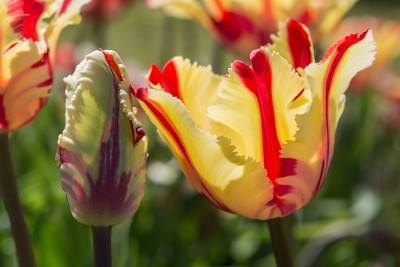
xmin=147 ymin=0 xmax=357 ymax=55
xmin=0 ymin=0 xmax=89 ymax=132
xmin=57 ymin=50 xmax=148 ymax=226
xmin=135 ymin=19 xmax=376 ymax=220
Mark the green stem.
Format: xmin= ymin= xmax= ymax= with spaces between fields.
xmin=267 ymin=217 xmax=294 ymax=267
xmin=0 ymin=133 xmax=36 ymax=267
xmin=92 ymin=226 xmax=112 ymax=267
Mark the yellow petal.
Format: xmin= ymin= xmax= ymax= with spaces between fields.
xmin=281 ymin=29 xmax=376 ymax=198
xmin=0 ymin=40 xmax=51 ymax=131
xmin=268 ymin=19 xmax=315 ymax=69
xmin=136 ymin=88 xmax=277 ymax=219
xmin=208 ymin=47 xmax=310 ymax=163
xmin=146 ymin=56 xmax=222 ymax=130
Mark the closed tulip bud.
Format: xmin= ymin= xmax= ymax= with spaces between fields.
xmin=57 ymin=50 xmax=147 ymax=226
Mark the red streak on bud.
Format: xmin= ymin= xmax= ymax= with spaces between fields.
xmin=102 ymin=51 xmax=123 ymax=81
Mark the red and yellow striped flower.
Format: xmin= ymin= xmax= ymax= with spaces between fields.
xmin=57 ymin=50 xmax=148 ymax=226
xmin=322 ymin=17 xmax=400 ymax=95
xmin=135 ymin=19 xmax=376 ymax=219
xmin=147 ymin=0 xmax=356 ymax=55
xmin=0 ymin=0 xmax=89 ymax=132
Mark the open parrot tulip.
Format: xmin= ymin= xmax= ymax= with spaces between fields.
xmin=147 ymin=0 xmax=357 ymax=55
xmin=135 ymin=19 xmax=376 ymax=220
xmin=57 ymin=50 xmax=148 ymax=226
xmin=0 ymin=0 xmax=89 ymax=132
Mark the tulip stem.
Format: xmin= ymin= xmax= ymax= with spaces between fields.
xmin=0 ymin=133 xmax=36 ymax=267
xmin=267 ymin=217 xmax=294 ymax=267
xmin=92 ymin=226 xmax=112 ymax=267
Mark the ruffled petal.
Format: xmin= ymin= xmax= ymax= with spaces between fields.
xmin=0 ymin=40 xmax=51 ymax=131
xmin=279 ymin=29 xmax=376 ymax=206
xmin=146 ymin=56 xmax=222 ymax=130
xmin=136 ymin=87 xmax=278 ymax=219
xmin=208 ymin=47 xmax=310 ymax=166
xmin=268 ymin=19 xmax=315 ymax=69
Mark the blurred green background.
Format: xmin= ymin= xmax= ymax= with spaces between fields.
xmin=1 ymin=0 xmax=400 ymax=266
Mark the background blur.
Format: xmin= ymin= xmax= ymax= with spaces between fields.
xmin=1 ymin=0 xmax=400 ymax=266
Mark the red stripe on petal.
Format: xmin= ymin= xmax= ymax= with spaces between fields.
xmin=235 ymin=49 xmax=301 ymax=214
xmin=102 ymin=51 xmax=123 ymax=81
xmin=6 ymin=0 xmax=26 ymax=35
xmin=210 ymin=0 xmax=253 ymax=42
xmin=147 ymin=61 xmax=181 ymax=100
xmin=0 ymin=94 xmax=9 ymax=129
xmin=136 ymin=87 xmax=232 ymax=213
xmin=148 ymin=64 xmax=163 ymax=85
xmin=136 ymin=88 xmax=190 ymax=164
xmin=250 ymin=49 xmax=281 ymax=182
xmin=59 ymin=0 xmax=72 ymax=15
xmin=162 ymin=60 xmax=180 ymax=99
xmin=21 ymin=0 xmax=46 ymax=41
xmin=233 ymin=60 xmax=257 ymax=93
xmin=315 ymin=30 xmax=370 ymax=192
xmin=291 ymin=88 xmax=305 ymax=103
xmin=286 ymin=19 xmax=313 ymax=69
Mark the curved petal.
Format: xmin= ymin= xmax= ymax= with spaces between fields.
xmin=45 ymin=0 xmax=91 ymax=62
xmin=146 ymin=56 xmax=222 ymax=130
xmin=268 ymin=19 xmax=315 ymax=70
xmin=0 ymin=40 xmax=51 ymax=131
xmin=1 ymin=0 xmax=25 ymax=50
xmin=208 ymin=47 xmax=310 ymax=165
xmin=136 ymin=87 xmax=279 ymax=219
xmin=280 ymin=29 xmax=376 ymax=205
xmin=57 ymin=50 xmax=147 ymax=226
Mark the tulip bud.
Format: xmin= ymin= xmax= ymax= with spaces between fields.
xmin=57 ymin=50 xmax=147 ymax=226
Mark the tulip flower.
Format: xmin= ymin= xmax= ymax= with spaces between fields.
xmin=146 ymin=0 xmax=357 ymax=55
xmin=56 ymin=50 xmax=148 ymax=226
xmin=135 ymin=19 xmax=376 ymax=220
xmin=0 ymin=0 xmax=89 ymax=132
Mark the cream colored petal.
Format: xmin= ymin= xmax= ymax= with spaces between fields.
xmin=45 ymin=0 xmax=90 ymax=62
